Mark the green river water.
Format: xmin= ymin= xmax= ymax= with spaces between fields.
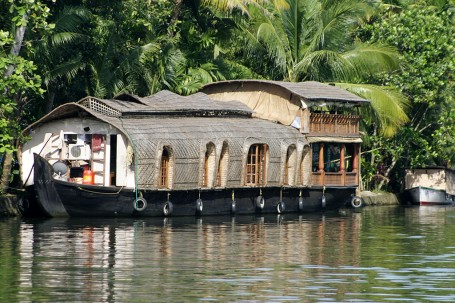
xmin=1 ymin=205 xmax=455 ymax=302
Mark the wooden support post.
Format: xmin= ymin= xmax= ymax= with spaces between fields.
xmin=318 ymin=143 xmax=324 ymax=185
xmin=340 ymin=144 xmax=346 ymax=185
xmin=352 ymin=144 xmax=359 ymax=173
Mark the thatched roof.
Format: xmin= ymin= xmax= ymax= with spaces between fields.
xmin=23 ymin=88 xmax=309 ymax=190
xmin=88 ymin=90 xmax=253 ymax=117
xmin=202 ymin=80 xmax=368 ymax=104
xmin=200 ymin=80 xmax=368 ymax=125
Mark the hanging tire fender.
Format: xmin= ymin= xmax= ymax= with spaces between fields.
xmin=196 ymin=198 xmax=203 ymax=214
xmin=231 ymin=200 xmax=236 ymax=213
xmin=163 ymin=201 xmax=173 ymax=216
xmin=298 ymin=197 xmax=304 ymax=211
xmin=134 ymin=197 xmax=147 ymax=212
xmin=351 ymin=196 xmax=363 ymax=208
xmin=277 ymin=200 xmax=285 ymax=214
xmin=255 ymin=195 xmax=265 ymax=210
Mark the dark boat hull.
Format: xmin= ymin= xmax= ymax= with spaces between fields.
xmin=28 ymin=154 xmax=356 ymax=218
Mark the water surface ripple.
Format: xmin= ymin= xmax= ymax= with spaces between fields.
xmin=1 ymin=205 xmax=455 ymax=302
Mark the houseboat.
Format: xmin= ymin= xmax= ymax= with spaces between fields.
xmin=404 ymin=167 xmax=455 ymax=206
xmin=19 ymin=80 xmax=367 ymax=217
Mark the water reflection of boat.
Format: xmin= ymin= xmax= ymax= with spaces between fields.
xmin=20 ymin=80 xmax=367 ymax=217
xmin=405 ymin=205 xmax=455 ymax=226
xmin=13 ymin=211 xmax=364 ymax=302
xmin=404 ymin=168 xmax=455 ymax=206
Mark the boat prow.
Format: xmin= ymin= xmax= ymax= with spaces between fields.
xmin=33 ymin=153 xmax=69 ymax=216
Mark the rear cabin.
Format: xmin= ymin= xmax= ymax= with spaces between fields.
xmin=202 ymin=80 xmax=367 ymax=189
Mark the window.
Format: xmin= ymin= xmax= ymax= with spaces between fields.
xmin=284 ymin=145 xmax=297 ymax=185
xmin=159 ymin=147 xmax=173 ymax=188
xmin=216 ymin=142 xmax=229 ymax=187
xmin=325 ymin=144 xmax=341 ymax=172
xmin=203 ymin=142 xmax=216 ymax=187
xmin=312 ymin=143 xmax=355 ymax=173
xmin=344 ymin=144 xmax=354 ymax=172
xmin=245 ymin=144 xmax=268 ymax=186
xmin=312 ymin=143 xmax=321 ymax=172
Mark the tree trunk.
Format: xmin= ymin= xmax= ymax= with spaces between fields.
xmin=0 ymin=152 xmax=14 ymax=194
xmin=378 ymin=155 xmax=398 ymax=190
xmin=4 ymin=13 xmax=28 ymax=77
xmin=0 ymin=12 xmax=28 ymax=193
xmin=168 ymin=0 xmax=184 ymax=38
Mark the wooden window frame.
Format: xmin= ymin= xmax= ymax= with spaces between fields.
xmin=159 ymin=148 xmax=170 ymax=188
xmin=245 ymin=144 xmax=267 ymax=186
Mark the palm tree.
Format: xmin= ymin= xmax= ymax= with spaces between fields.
xmin=31 ymin=6 xmax=90 ymax=113
xmin=240 ymin=0 xmax=409 ymax=136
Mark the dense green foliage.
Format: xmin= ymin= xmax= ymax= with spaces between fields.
xmin=1 ymin=0 xmax=453 ymax=192
xmin=359 ymin=1 xmax=454 ymax=190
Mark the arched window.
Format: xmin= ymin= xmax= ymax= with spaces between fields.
xmin=245 ymin=144 xmax=268 ymax=186
xmin=159 ymin=146 xmax=173 ymax=189
xmin=203 ymin=142 xmax=216 ymax=187
xmin=216 ymin=142 xmax=229 ymax=187
xmin=284 ymin=145 xmax=297 ymax=186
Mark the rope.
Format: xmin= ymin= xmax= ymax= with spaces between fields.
xmin=77 ymin=186 xmax=124 ymax=195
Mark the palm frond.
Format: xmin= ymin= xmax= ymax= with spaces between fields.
xmin=336 ymin=83 xmax=410 ymax=137
xmin=174 ymin=77 xmax=202 ymax=96
xmin=342 ymin=43 xmax=400 ymax=78
xmin=49 ymin=56 xmax=86 ymax=84
xmin=256 ymin=22 xmax=288 ymax=74
xmin=50 ymin=32 xmax=87 ymax=48
xmin=202 ymin=0 xmax=250 ymax=15
xmin=217 ymin=59 xmax=258 ymax=79
xmin=294 ymin=50 xmax=355 ymax=81
xmin=280 ymin=0 xmax=308 ymax=64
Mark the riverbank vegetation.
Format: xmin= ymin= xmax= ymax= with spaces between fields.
xmin=1 ymin=0 xmax=454 ymax=194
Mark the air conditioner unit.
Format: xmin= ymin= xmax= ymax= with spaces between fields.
xmin=68 ymin=144 xmax=91 ymax=160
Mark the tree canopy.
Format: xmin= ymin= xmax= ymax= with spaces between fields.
xmin=1 ymin=0 xmax=453 ymax=193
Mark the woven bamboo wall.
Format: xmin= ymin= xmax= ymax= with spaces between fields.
xmin=113 ymin=117 xmax=308 ymax=190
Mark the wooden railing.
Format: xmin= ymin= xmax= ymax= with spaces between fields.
xmin=311 ymin=171 xmax=358 ymax=186
xmin=310 ymin=113 xmax=360 ymax=135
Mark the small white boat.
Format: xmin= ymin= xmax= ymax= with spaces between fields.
xmin=406 ymin=186 xmax=453 ymax=206
xmin=405 ymin=168 xmax=455 ymax=206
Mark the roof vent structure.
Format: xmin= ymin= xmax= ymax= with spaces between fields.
xmin=80 ymin=97 xmax=121 ymax=117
